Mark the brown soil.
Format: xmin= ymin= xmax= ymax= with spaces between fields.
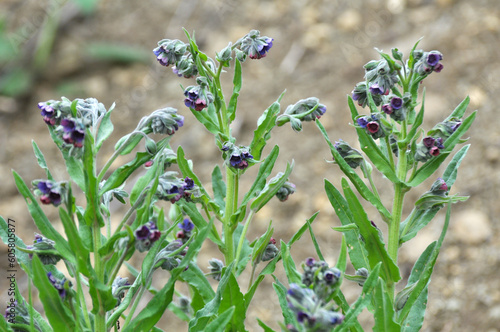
xmin=1 ymin=0 xmax=499 ymax=331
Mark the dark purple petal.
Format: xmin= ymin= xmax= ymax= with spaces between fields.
xmin=423 ymin=136 xmax=435 ymax=148
xmin=178 ymin=219 xmax=195 ymax=232
xmin=356 ymin=117 xmax=368 ymax=128
xmin=381 ymin=104 xmax=393 ymax=114
xmin=426 ymin=52 xmax=441 ymax=67
xmin=367 ymin=121 xmax=380 ymax=134
xmin=434 ymin=63 xmax=444 ymax=73
xmin=429 ymin=146 xmax=440 ymax=156
xmin=61 ymin=118 xmax=76 ymax=132
xmin=37 ymin=181 xmax=53 ymax=194
xmin=135 ymin=225 xmax=150 ymax=240
xmin=390 ymin=97 xmax=403 ymax=110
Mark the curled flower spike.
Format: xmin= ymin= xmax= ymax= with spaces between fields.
xmin=134 ymin=221 xmax=162 ymax=252
xmin=415 ymin=135 xmax=445 ymax=162
xmin=140 ymin=107 xmax=184 ymax=135
xmin=158 ymin=240 xmax=187 ymax=271
xmin=33 ymin=180 xmax=65 ymax=207
xmin=239 ymin=30 xmax=273 ymax=60
xmin=276 ymin=181 xmax=296 ymax=202
xmin=276 ymin=97 xmax=327 ymax=132
xmin=156 ymin=172 xmax=201 ymax=203
xmin=27 ymin=234 xmax=62 ymax=265
xmin=364 ymin=58 xmax=399 ymax=93
xmin=222 ymin=142 xmax=254 ymax=170
xmin=153 ymin=39 xmax=187 ymax=67
xmin=351 ymin=81 xmax=384 ymax=107
xmin=334 ymin=139 xmax=364 ymax=169
xmin=172 ymin=53 xmax=198 ymax=78
xmin=37 ymin=99 xmax=72 ymax=126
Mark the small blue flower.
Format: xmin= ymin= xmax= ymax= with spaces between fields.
xmin=178 ymin=219 xmax=195 ymax=232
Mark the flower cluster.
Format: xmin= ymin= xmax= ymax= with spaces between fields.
xmin=134 ymin=221 xmax=162 ymax=252
xmin=364 ymin=58 xmax=399 ymax=94
xmin=47 ymin=272 xmax=70 ymax=299
xmin=139 ymin=107 xmax=184 ymax=135
xmin=153 ymin=39 xmax=188 ymax=67
xmin=33 ymin=180 xmax=65 ymax=207
xmin=287 ymin=284 xmax=344 ymax=331
xmin=184 ymin=76 xmax=214 ymax=111
xmin=26 ymin=234 xmax=62 ymax=265
xmin=221 ymin=143 xmax=254 ymax=170
xmin=158 ymin=240 xmax=187 ymax=271
xmin=238 ymin=30 xmax=274 ymax=60
xmin=176 ymin=218 xmax=195 ymax=244
xmin=351 ymin=81 xmax=384 ymax=107
xmin=275 ymin=181 xmax=296 ymax=202
xmin=381 ymin=93 xmax=411 ymax=122
xmin=356 ymin=113 xmax=387 ymax=139
xmin=334 ymin=139 xmax=364 ymax=169
xmin=415 ymin=136 xmax=445 ymax=162
xmin=38 ymin=99 xmax=72 ymax=125
xmin=172 ymin=53 xmax=198 ymax=78
xmin=301 ymin=257 xmax=342 ymax=301
xmin=414 ymin=177 xmax=451 ymax=210
xmin=414 ymin=50 xmax=444 ymax=75
xmin=156 ymin=172 xmax=201 ymax=203
xmin=276 ymin=97 xmax=327 ymax=132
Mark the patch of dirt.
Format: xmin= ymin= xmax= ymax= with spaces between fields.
xmin=1 ymin=0 xmax=499 ymax=331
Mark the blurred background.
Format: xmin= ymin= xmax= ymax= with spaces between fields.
xmin=0 ymin=0 xmax=499 ymax=331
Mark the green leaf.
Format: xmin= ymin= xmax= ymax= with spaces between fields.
xmin=250 ymin=160 xmax=294 ymax=212
xmin=181 ymin=265 xmax=216 ymax=307
xmin=206 ymin=306 xmax=236 ymax=332
xmin=408 ymin=111 xmax=476 ymax=187
xmin=189 ymin=102 xmax=220 ymax=135
xmin=12 ymin=171 xmax=75 ymax=264
xmin=58 ymin=208 xmax=91 ymax=276
xmin=272 ymin=276 xmax=297 ymax=328
xmin=373 ymin=279 xmax=401 ymax=331
xmin=31 ymin=255 xmax=76 ymax=330
xmin=407 ymin=38 xmax=423 ymax=70
xmin=99 ymin=151 xmax=151 ymax=195
xmin=347 ymin=96 xmax=399 ymax=184
xmin=96 ymin=103 xmax=115 ymax=151
xmin=188 ymin=262 xmax=235 ymax=331
xmin=398 ymin=203 xmax=452 ymax=323
xmin=317 ymin=120 xmax=392 ymax=222
xmin=211 ymin=165 xmax=226 ymax=211
xmin=257 ymin=318 xmax=277 ymax=332
xmin=241 ymin=145 xmax=279 ymax=207
xmin=281 ymin=240 xmax=301 ymax=284
xmin=65 ymin=156 xmax=86 ymax=191
xmin=0 ymin=314 xmax=14 ymax=332
xmin=227 ymin=59 xmax=242 ymax=122
xmin=307 ymin=219 xmax=324 ymax=261
xmin=447 ymin=96 xmax=470 ymax=120
xmin=217 ymin=272 xmax=246 ymax=331
xmin=32 ymin=141 xmax=54 ymax=181
xmin=250 ymin=221 xmax=274 ymax=265
xmin=442 ymin=144 xmax=470 ymax=189
xmin=89 ymin=278 xmax=117 ymax=314
xmin=401 ymin=286 xmax=428 ymax=332
xmin=333 ymin=263 xmax=381 ymax=332
xmin=342 ymin=178 xmax=400 ymax=283
xmin=325 ymin=180 xmax=370 ymax=271
xmin=250 ymin=92 xmax=284 ymax=160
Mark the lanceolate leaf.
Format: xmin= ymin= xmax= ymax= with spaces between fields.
xmin=342 ymin=178 xmax=400 ymax=283
xmin=250 ymin=160 xmax=294 ymax=212
xmin=96 ymin=103 xmax=115 ymax=151
xmin=59 ymin=208 xmax=91 ymax=276
xmin=32 ymin=141 xmax=54 ymax=181
xmin=31 ymin=255 xmax=76 ymax=331
xmin=99 ymin=152 xmax=151 ymax=195
xmin=227 ymin=58 xmax=242 ymax=122
xmin=217 ymin=272 xmax=246 ymax=331
xmin=211 ymin=165 xmax=226 ymax=211
xmin=373 ymin=279 xmax=401 ymax=331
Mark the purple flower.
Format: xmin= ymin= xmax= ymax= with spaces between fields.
xmin=356 ymin=117 xmax=369 ymax=128
xmin=47 ymin=272 xmax=67 ymax=299
xmin=390 ymin=96 xmax=403 ymax=110
xmin=251 ymin=37 xmax=273 ymax=59
xmin=153 ymin=39 xmax=187 ymax=67
xmin=429 ymin=146 xmax=440 ymax=156
xmin=426 ymin=51 xmax=442 ymax=67
xmin=178 ymin=219 xmax=195 ymax=232
xmin=382 ymin=104 xmax=393 ymax=114
xmin=38 ymin=102 xmax=57 ymax=125
xmin=183 ymin=177 xmax=194 ymax=190
xmin=423 ymin=136 xmax=435 ymax=148
xmin=369 ymin=83 xmax=385 ymax=95
xmin=34 ymin=180 xmax=63 ymax=206
xmin=240 ymin=31 xmax=274 ymax=60
xmin=183 ymin=86 xmax=213 ymax=112
xmin=367 ymin=121 xmax=380 ymax=134
xmin=134 ymin=222 xmax=162 ymax=252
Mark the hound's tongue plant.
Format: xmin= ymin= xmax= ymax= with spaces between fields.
xmin=1 ymin=29 xmax=474 ymax=332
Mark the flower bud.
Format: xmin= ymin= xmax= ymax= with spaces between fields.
xmin=261 ymin=241 xmax=279 ymax=261
xmin=141 ymin=107 xmax=184 ymax=136
xmin=351 ymin=82 xmax=383 ymax=107
xmin=172 ymin=53 xmax=198 ymax=78
xmin=207 ymin=258 xmax=224 ymax=281
xmin=334 ymin=139 xmax=364 ymax=169
xmin=111 ymin=277 xmax=130 ymax=306
xmin=356 ymin=114 xmax=387 ymax=139
xmin=183 ymin=84 xmax=214 ymax=111
xmin=275 ymin=181 xmax=296 ymax=202
xmin=216 ymin=42 xmax=233 ymax=66
xmin=145 ymin=137 xmax=157 ymax=155
xmin=29 ymin=234 xmax=62 ymax=265
xmin=47 ymin=272 xmax=71 ymax=299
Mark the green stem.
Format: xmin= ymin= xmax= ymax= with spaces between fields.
xmin=223 ymin=171 xmax=237 ymax=264
xmin=73 ymin=266 xmax=92 ymax=330
xmin=107 ymin=247 xmax=130 ymax=287
xmin=122 ymin=286 xmax=146 ymax=328
xmin=92 ymin=220 xmax=106 ymax=331
xmin=234 ymin=209 xmax=255 ymax=272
